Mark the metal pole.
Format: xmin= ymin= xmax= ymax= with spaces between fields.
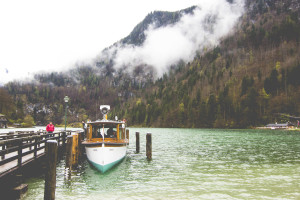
xmin=64 ymin=96 xmax=69 ymax=132
xmin=64 ymin=102 xmax=67 ymax=132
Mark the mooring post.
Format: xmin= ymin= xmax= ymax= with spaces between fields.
xmin=136 ymin=132 xmax=140 ymax=153
xmin=44 ymin=140 xmax=58 ymax=200
xmin=72 ymin=134 xmax=79 ymax=168
xmin=65 ymin=135 xmax=73 ymax=170
xmin=126 ymin=129 xmax=129 ymax=144
xmin=146 ymin=133 xmax=152 ymax=160
xmin=62 ymin=131 xmax=66 ymax=147
xmin=77 ymin=132 xmax=83 ymax=160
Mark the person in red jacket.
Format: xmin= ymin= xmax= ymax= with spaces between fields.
xmin=46 ymin=122 xmax=55 ymax=138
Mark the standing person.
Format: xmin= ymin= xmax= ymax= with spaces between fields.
xmin=82 ymin=120 xmax=87 ymax=137
xmin=46 ymin=122 xmax=55 ymax=138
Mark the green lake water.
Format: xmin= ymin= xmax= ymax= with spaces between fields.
xmin=24 ymin=128 xmax=300 ymax=199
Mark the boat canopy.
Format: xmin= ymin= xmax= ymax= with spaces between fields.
xmin=85 ymin=119 xmax=126 ymax=141
xmin=88 ymin=119 xmax=125 ymax=125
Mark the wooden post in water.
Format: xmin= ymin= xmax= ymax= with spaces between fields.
xmin=77 ymin=132 xmax=83 ymax=160
xmin=136 ymin=132 xmax=140 ymax=153
xmin=72 ymin=134 xmax=79 ymax=168
xmin=44 ymin=140 xmax=58 ymax=200
xmin=65 ymin=135 xmax=73 ymax=170
xmin=146 ymin=133 xmax=152 ymax=160
xmin=126 ymin=129 xmax=129 ymax=144
xmin=62 ymin=132 xmax=65 ymax=147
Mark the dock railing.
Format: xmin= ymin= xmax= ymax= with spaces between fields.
xmin=0 ymin=131 xmax=73 ymax=178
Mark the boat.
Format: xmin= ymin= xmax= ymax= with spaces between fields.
xmin=82 ymin=105 xmax=128 ymax=173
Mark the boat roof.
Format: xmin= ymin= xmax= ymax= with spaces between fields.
xmin=266 ymin=122 xmax=294 ymax=127
xmin=87 ymin=119 xmax=125 ymax=125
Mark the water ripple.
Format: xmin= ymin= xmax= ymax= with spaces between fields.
xmin=24 ymin=128 xmax=300 ymax=200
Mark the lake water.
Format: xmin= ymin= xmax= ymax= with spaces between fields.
xmin=23 ymin=128 xmax=300 ymax=200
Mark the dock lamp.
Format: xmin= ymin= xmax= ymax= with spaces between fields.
xmin=64 ymin=96 xmax=70 ymax=132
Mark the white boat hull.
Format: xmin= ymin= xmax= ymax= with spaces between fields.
xmin=85 ymin=145 xmax=127 ymax=173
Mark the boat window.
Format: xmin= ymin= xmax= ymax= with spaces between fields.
xmin=92 ymin=127 xmax=102 ymax=138
xmin=92 ymin=124 xmax=117 ymax=139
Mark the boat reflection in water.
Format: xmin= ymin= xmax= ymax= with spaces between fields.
xmin=82 ymin=105 xmax=128 ymax=173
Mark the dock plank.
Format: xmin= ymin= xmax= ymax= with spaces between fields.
xmin=0 ymin=147 xmax=45 ymax=174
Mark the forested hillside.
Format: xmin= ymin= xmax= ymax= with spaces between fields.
xmin=111 ymin=0 xmax=300 ymax=128
xmin=1 ymin=0 xmax=300 ymax=128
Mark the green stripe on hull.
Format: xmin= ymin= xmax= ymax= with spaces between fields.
xmin=88 ymin=157 xmax=125 ymax=173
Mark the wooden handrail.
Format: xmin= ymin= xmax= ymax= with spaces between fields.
xmin=0 ymin=131 xmax=78 ymax=177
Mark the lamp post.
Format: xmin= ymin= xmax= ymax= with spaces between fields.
xmin=64 ymin=96 xmax=70 ymax=132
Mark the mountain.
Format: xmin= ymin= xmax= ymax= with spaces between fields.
xmin=110 ymin=0 xmax=300 ymax=128
xmin=2 ymin=0 xmax=300 ymax=128
xmin=2 ymin=5 xmax=199 ymax=126
xmin=121 ymin=6 xmax=197 ymax=46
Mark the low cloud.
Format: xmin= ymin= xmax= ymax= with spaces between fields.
xmin=105 ymin=0 xmax=245 ymax=78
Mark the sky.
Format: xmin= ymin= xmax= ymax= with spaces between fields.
xmin=0 ymin=0 xmax=202 ymax=85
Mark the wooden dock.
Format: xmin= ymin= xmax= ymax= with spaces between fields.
xmin=0 ymin=130 xmax=81 ymax=199
xmin=0 ymin=131 xmax=74 ymax=178
xmin=0 ymin=130 xmax=152 ymax=199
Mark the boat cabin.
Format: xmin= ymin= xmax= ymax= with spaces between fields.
xmin=86 ymin=120 xmax=127 ymax=143
xmin=265 ymin=122 xmax=295 ymax=129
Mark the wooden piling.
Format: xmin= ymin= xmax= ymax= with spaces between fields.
xmin=77 ymin=132 xmax=83 ymax=160
xmin=72 ymin=134 xmax=79 ymax=168
xmin=126 ymin=129 xmax=129 ymax=144
xmin=44 ymin=140 xmax=58 ymax=200
xmin=62 ymin=131 xmax=66 ymax=147
xmin=65 ymin=135 xmax=73 ymax=170
xmin=121 ymin=128 xmax=125 ymax=139
xmin=136 ymin=132 xmax=140 ymax=153
xmin=146 ymin=133 xmax=152 ymax=160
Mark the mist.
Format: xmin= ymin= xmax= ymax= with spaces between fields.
xmin=106 ymin=0 xmax=245 ymax=78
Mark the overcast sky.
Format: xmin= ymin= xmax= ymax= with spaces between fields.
xmin=0 ymin=0 xmax=201 ymax=84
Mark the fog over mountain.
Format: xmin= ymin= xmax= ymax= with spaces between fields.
xmin=97 ymin=0 xmax=245 ymax=78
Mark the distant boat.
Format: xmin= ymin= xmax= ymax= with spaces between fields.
xmin=82 ymin=105 xmax=128 ymax=173
xmin=264 ymin=122 xmax=295 ymax=130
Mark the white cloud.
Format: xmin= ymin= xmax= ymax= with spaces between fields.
xmin=0 ymin=0 xmax=243 ymax=84
xmin=112 ymin=0 xmax=245 ymax=77
xmin=0 ymin=0 xmax=201 ymax=84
